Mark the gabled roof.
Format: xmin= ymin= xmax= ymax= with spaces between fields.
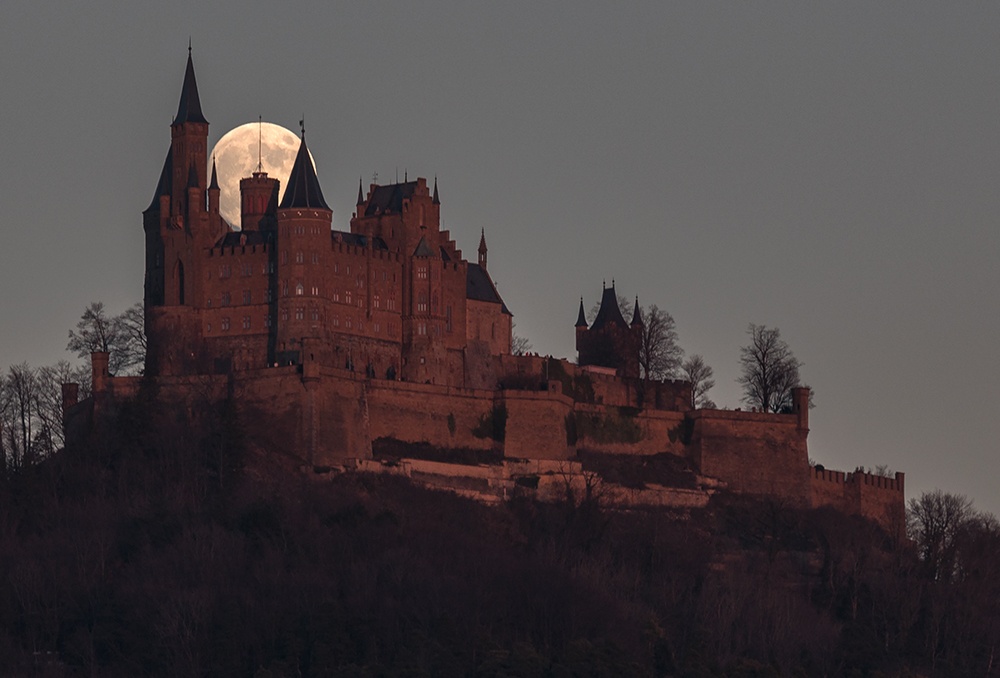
xmin=590 ymin=284 xmax=627 ymax=332
xmin=413 ymin=237 xmax=435 ymax=258
xmin=467 ymin=263 xmax=511 ymax=315
xmin=575 ymin=298 xmax=588 ymax=328
xmin=172 ymin=52 xmax=208 ymax=126
xmin=279 ymin=136 xmax=330 ymax=210
xmin=145 ymin=146 xmax=173 ymax=212
xmin=363 ymin=181 xmax=417 ymax=216
xmin=333 ymin=231 xmax=388 ymax=250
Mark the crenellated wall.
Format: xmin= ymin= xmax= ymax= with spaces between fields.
xmin=810 ymin=467 xmax=905 ymax=528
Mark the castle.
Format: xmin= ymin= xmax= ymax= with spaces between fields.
xmin=65 ymin=52 xmax=905 ymax=531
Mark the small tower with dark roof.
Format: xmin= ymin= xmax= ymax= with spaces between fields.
xmin=170 ymin=47 xmax=209 ymax=225
xmin=575 ymin=281 xmax=641 ymax=378
xmin=631 ymin=296 xmax=642 ymax=327
xmin=478 ymin=229 xmax=488 ymax=269
xmin=208 ymin=157 xmax=220 ymax=215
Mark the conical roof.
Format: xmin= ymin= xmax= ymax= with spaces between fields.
xmin=631 ymin=296 xmax=642 ymax=325
xmin=209 ymin=158 xmax=219 ymax=190
xmin=279 ymin=135 xmax=330 ymax=210
xmin=432 ymin=177 xmax=440 ymax=205
xmin=356 ymin=177 xmax=364 ymax=205
xmin=575 ymin=298 xmax=588 ymax=328
xmin=590 ymin=283 xmax=627 ymax=331
xmin=172 ymin=51 xmax=208 ymax=126
xmin=145 ymin=146 xmax=173 ymax=212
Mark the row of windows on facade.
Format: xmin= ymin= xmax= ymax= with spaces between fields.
xmin=206 ymin=288 xmax=403 ymax=310
xmin=215 ymin=260 xmax=396 ymax=283
xmin=205 ymin=314 xmax=416 ymax=336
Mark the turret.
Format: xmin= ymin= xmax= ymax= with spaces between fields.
xmin=631 ymin=296 xmax=642 ymax=327
xmin=478 ymin=228 xmax=488 ymax=269
xmin=169 ymin=47 xmax=209 ymax=225
xmin=208 ymin=158 xmax=220 ymax=215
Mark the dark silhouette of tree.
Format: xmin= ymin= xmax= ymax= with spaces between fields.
xmin=737 ymin=323 xmax=802 ymax=413
xmin=638 ymin=305 xmax=684 ymax=381
xmin=66 ymin=301 xmax=145 ymax=375
xmin=511 ymin=322 xmax=532 ymax=356
xmin=682 ymin=354 xmax=715 ymax=409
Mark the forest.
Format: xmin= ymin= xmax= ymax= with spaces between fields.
xmin=1 ymin=380 xmax=998 ymax=678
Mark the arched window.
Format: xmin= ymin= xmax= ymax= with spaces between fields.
xmin=257 ymin=195 xmax=264 ymax=213
xmin=296 ymin=283 xmax=304 ymax=296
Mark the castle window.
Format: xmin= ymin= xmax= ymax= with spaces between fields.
xmin=358 ymin=297 xmax=364 ymax=309
xmin=265 ymin=315 xmax=271 ymax=328
xmin=282 ymin=281 xmax=288 ymax=297
xmin=373 ymin=294 xmax=380 ymax=309
xmin=207 ymin=323 xmax=212 ymax=332
xmin=372 ymin=270 xmax=377 ymax=281
xmin=334 ymin=263 xmax=339 ymax=274
xmin=389 ymin=322 xmax=397 ymax=336
xmin=388 ymin=294 xmax=396 ymax=311
xmin=347 ymin=266 xmax=351 ymax=275
xmin=296 ymin=283 xmax=303 ymax=296
xmin=281 ymin=308 xmax=288 ymax=321
xmin=155 ymin=252 xmax=161 ymax=267
xmin=312 ymin=253 xmax=319 ymax=264
xmin=312 ymin=286 xmax=319 ymax=296
xmin=295 ymin=307 xmax=304 ymax=320
xmin=418 ymin=322 xmax=427 ymax=335
xmin=417 ymin=266 xmax=428 ymax=280
xmin=207 ymin=299 xmax=212 ymax=308
xmin=333 ymin=315 xmax=339 ymax=327
xmin=281 ymin=252 xmax=288 ymax=265
xmin=257 ymin=195 xmax=264 ymax=213
xmin=265 ymin=290 xmax=273 ymax=302
xmin=346 ymin=317 xmax=352 ymax=329
xmin=358 ymin=319 xmax=364 ymax=332
xmin=333 ymin=289 xmax=340 ymax=302
xmin=296 ymin=252 xmax=303 ymax=264
xmin=345 ymin=291 xmax=352 ymax=305
xmin=222 ymin=292 xmax=230 ymax=307
xmin=356 ymin=275 xmax=362 ymax=289
xmin=446 ymin=306 xmax=452 ymax=332
xmin=417 ymin=293 xmax=427 ymax=313
xmin=432 ymin=292 xmax=439 ymax=314
xmin=311 ymin=308 xmax=319 ymax=321
xmin=220 ymin=265 xmax=231 ymax=278
xmin=374 ymin=322 xmax=380 ymax=334
xmin=243 ymin=290 xmax=251 ymax=304
xmin=242 ymin=316 xmax=251 ymax=330
xmin=242 ymin=264 xmax=252 ymax=277
xmin=222 ymin=317 xmax=230 ymax=331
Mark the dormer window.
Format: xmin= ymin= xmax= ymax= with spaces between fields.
xmin=296 ymin=283 xmax=304 ymax=296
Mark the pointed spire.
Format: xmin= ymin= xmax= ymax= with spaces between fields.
xmin=279 ymin=135 xmax=330 ymax=210
xmin=209 ymin=157 xmax=219 ymax=190
xmin=432 ymin=177 xmax=440 ymax=205
xmin=145 ymin=146 xmax=173 ymax=212
xmin=478 ymin=228 xmax=488 ymax=269
xmin=575 ymin=297 xmax=588 ymax=328
xmin=356 ymin=176 xmax=365 ymax=206
xmin=631 ymin=296 xmax=642 ymax=326
xmin=591 ymin=284 xmax=628 ymax=331
xmin=172 ymin=47 xmax=208 ymax=126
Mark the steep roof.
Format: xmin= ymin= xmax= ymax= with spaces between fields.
xmin=209 ymin=159 xmax=219 ymax=190
xmin=432 ymin=178 xmax=440 ymax=205
xmin=145 ymin=147 xmax=173 ymax=212
xmin=590 ymin=284 xmax=627 ymax=332
xmin=467 ymin=263 xmax=511 ymax=315
xmin=575 ymin=298 xmax=588 ymax=328
xmin=356 ymin=177 xmax=364 ymax=206
xmin=413 ymin=237 xmax=435 ymax=258
xmin=172 ymin=51 xmax=208 ymax=126
xmin=364 ymin=181 xmax=417 ymax=216
xmin=279 ymin=136 xmax=330 ymax=210
xmin=631 ymin=297 xmax=642 ymax=326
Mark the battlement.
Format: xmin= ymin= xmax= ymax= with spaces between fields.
xmin=810 ymin=467 xmax=904 ymax=492
xmin=810 ymin=466 xmax=905 ymax=527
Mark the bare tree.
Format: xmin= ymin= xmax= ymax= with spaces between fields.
xmin=1 ymin=363 xmax=39 ymax=468
xmin=682 ymin=355 xmax=716 ymax=409
xmin=67 ymin=301 xmax=145 ymax=375
xmin=511 ymin=322 xmax=532 ymax=356
xmin=737 ymin=323 xmax=802 ymax=413
xmin=35 ymin=360 xmax=91 ymax=451
xmin=638 ymin=305 xmax=684 ymax=381
xmin=908 ymin=490 xmax=977 ymax=582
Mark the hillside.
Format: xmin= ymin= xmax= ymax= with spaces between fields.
xmin=1 ymin=388 xmax=997 ymax=678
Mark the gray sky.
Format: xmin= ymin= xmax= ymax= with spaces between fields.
xmin=1 ymin=2 xmax=997 ymax=515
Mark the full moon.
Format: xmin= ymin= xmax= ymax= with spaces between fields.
xmin=210 ymin=122 xmax=318 ymax=228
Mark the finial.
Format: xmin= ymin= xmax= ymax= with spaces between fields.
xmin=256 ymin=115 xmax=263 ymax=173
xmin=612 ymin=277 xmax=615 ymax=288
xmin=188 ymin=37 xmax=191 ymax=55
xmin=299 ymin=115 xmax=305 ymax=139
xmin=404 ymin=169 xmax=408 ymax=182
xmin=603 ymin=279 xmax=606 ymax=289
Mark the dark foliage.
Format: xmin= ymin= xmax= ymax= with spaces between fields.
xmin=1 ymin=391 xmax=998 ymax=678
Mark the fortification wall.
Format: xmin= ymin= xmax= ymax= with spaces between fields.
xmin=571 ymin=404 xmax=688 ymax=456
xmin=691 ymin=409 xmax=811 ymax=506
xmin=499 ymin=384 xmax=574 ymax=460
xmin=366 ymin=379 xmax=497 ymax=451
xmin=810 ymin=468 xmax=905 ymax=529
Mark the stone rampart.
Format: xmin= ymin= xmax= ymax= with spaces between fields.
xmin=810 ymin=467 xmax=905 ymax=528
